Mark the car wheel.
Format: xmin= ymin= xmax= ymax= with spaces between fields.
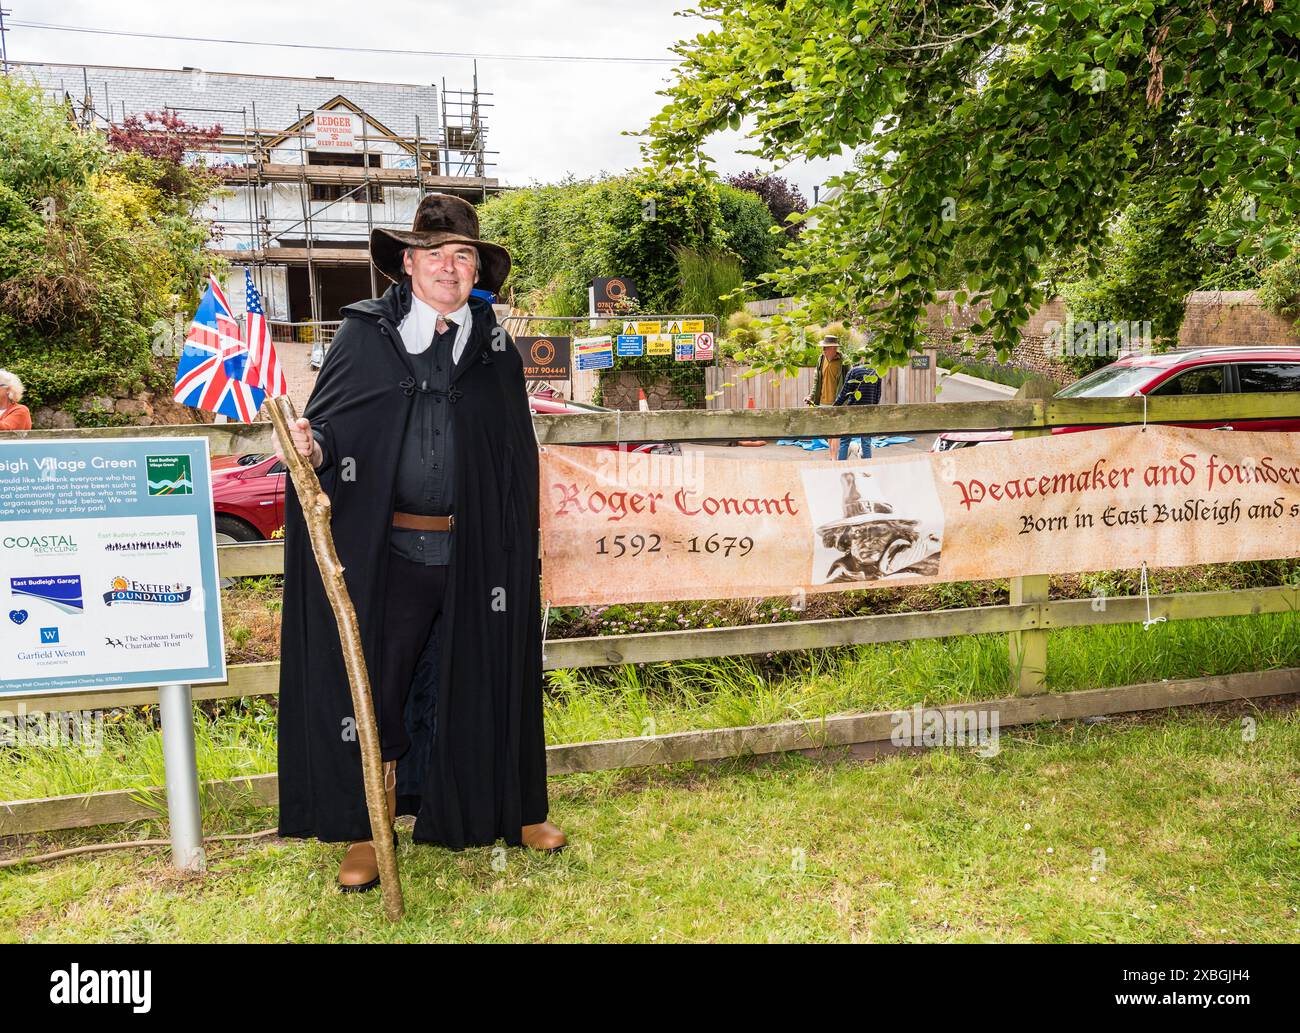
xmin=215 ymin=516 xmax=263 ymax=589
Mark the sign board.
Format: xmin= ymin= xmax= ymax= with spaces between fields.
xmin=673 ymin=334 xmax=695 ymax=361
xmin=311 ymin=109 xmax=360 ymax=151
xmin=681 ymin=320 xmax=706 ymax=334
xmin=694 ymin=331 xmax=715 ymax=360
xmin=646 ymin=336 xmax=672 ymax=356
xmin=591 ymin=278 xmax=638 ymax=317
xmin=540 ymin=425 xmax=1300 ymax=606
xmin=635 ymin=321 xmax=661 ymax=336
xmin=575 ymin=335 xmax=615 ymax=371
xmin=910 ymin=354 xmax=932 ymax=370
xmin=616 ymin=335 xmax=645 ymax=357
xmin=515 ymin=336 xmax=571 ymax=379
xmin=0 ymin=438 xmax=225 ymax=697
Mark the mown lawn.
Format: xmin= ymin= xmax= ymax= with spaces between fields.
xmin=3 ymin=707 xmax=1298 ymax=943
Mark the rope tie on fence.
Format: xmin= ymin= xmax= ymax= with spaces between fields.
xmin=1139 ymin=561 xmax=1166 ymax=630
xmin=541 ymin=598 xmax=552 ymax=663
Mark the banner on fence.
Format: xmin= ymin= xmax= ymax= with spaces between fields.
xmin=0 ymin=438 xmax=226 ymax=696
xmin=539 ymin=425 xmax=1300 ymax=606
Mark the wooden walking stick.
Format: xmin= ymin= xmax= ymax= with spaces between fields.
xmin=267 ymin=394 xmax=404 ymax=922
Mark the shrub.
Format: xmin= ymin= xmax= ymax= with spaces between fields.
xmin=0 ymin=79 xmax=221 ymax=410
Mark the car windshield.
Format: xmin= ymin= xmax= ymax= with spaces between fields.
xmin=1054 ymin=364 xmax=1155 ymax=398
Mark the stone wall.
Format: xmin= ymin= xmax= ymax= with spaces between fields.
xmin=596 ymin=370 xmax=703 ymax=411
xmin=30 ymin=386 xmax=215 ymax=430
xmin=923 ymin=293 xmax=1074 ymax=381
xmin=1175 ymin=291 xmax=1300 ymax=347
xmin=925 ymin=289 xmax=1300 ymax=379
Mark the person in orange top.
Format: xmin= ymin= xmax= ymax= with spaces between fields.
xmin=0 ymin=370 xmax=32 ymax=431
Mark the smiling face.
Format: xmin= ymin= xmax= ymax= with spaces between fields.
xmin=402 ymin=243 xmax=479 ymax=312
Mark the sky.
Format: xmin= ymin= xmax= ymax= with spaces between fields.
xmin=8 ymin=1 xmax=854 ymax=201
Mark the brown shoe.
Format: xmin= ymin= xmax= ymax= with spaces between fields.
xmin=337 ymin=760 xmax=400 ymax=893
xmin=521 ymin=820 xmax=567 ymax=853
xmin=337 ymin=840 xmax=380 ymax=893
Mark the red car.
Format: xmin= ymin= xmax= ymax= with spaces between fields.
xmin=932 ymin=346 xmax=1300 ymax=452
xmin=213 ymin=395 xmax=679 ymax=545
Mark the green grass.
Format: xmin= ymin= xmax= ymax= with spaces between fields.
xmin=4 ymin=708 xmax=1298 ymax=943
xmin=938 ymin=354 xmax=1055 ymax=390
xmin=4 ymin=611 xmax=1299 ymax=802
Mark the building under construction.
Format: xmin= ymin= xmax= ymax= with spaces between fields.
xmin=16 ymin=60 xmax=502 ymax=326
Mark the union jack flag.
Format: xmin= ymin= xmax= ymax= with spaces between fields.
xmin=173 ymin=275 xmax=266 ymax=422
xmin=242 ymin=268 xmax=287 ymax=398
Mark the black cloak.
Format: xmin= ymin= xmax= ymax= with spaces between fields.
xmin=276 ymin=279 xmax=548 ymax=848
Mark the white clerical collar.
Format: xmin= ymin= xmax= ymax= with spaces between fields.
xmin=410 ymin=291 xmax=470 ymax=328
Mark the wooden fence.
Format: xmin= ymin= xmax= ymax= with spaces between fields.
xmin=3 ymin=391 xmax=1300 ymax=835
xmin=704 ymin=352 xmax=939 ymax=410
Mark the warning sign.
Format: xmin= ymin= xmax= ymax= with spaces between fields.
xmin=646 ymin=336 xmax=672 ymax=356
xmin=694 ymin=331 xmax=715 ymax=359
xmin=681 ymin=320 xmax=705 ymax=333
xmin=636 ymin=321 xmax=661 ymax=336
xmin=575 ymin=335 xmax=614 ymax=371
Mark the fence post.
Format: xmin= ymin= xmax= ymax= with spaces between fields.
xmin=1008 ymin=378 xmax=1056 ymax=695
xmin=158 ymin=682 xmax=207 ymax=872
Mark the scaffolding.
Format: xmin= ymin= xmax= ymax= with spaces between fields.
xmin=31 ymin=63 xmax=502 ymax=324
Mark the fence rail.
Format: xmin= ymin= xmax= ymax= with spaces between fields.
xmin=6 ymin=391 xmax=1300 ymax=448
xmin=267 ymin=320 xmax=341 ymax=347
xmin=3 ymin=393 xmax=1299 ymax=834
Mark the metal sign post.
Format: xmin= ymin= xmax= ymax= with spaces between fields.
xmin=159 ymin=681 xmax=206 ymax=872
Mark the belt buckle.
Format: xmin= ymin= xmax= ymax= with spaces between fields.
xmin=447 ymin=514 xmax=455 ymax=532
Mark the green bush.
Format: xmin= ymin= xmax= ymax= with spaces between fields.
xmin=715 ymin=183 xmax=779 ymax=291
xmin=0 ymin=79 xmax=219 ymax=410
xmin=479 ymin=168 xmax=780 ymax=317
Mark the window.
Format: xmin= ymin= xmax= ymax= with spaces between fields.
xmin=1234 ymin=362 xmax=1300 ymax=393
xmin=1055 ymin=364 xmax=1161 ymax=398
xmin=307 ymin=151 xmax=383 ymax=204
xmin=1147 ymin=365 xmax=1224 ymax=396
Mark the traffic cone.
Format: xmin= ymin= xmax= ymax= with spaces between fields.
xmin=739 ymin=396 xmax=766 ymax=447
xmin=638 ymin=388 xmax=649 ymax=412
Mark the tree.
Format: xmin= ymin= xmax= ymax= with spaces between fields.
xmin=107 ymin=110 xmax=223 ymax=165
xmin=645 ymin=1 xmax=1300 ymax=369
xmin=0 ymin=80 xmax=221 ymax=416
xmin=724 ymin=170 xmax=808 ymax=237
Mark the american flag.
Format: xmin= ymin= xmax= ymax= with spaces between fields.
xmin=242 ymin=268 xmax=287 ymax=398
xmin=173 ymin=275 xmax=266 ymax=422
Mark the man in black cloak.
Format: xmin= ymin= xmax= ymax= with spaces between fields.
xmin=274 ymin=193 xmax=563 ymax=893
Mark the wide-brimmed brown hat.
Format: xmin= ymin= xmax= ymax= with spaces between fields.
xmin=369 ymin=193 xmax=511 ymax=294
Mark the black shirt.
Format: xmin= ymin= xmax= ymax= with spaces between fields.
xmin=389 ymin=319 xmax=459 ymax=565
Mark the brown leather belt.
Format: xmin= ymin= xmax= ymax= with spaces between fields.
xmin=392 ymin=511 xmax=454 ymax=532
